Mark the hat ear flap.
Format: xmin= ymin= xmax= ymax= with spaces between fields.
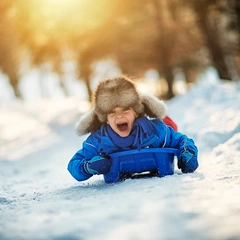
xmin=76 ymin=107 xmax=102 ymax=135
xmin=140 ymin=94 xmax=167 ymax=119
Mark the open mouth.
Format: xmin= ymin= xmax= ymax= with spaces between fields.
xmin=117 ymin=122 xmax=128 ymax=131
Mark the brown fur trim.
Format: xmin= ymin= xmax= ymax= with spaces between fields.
xmin=75 ymin=108 xmax=102 ymax=135
xmin=140 ymin=94 xmax=167 ymax=119
xmin=76 ymin=94 xmax=167 ymax=135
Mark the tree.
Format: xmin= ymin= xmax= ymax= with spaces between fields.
xmin=186 ymin=0 xmax=236 ymax=80
xmin=0 ymin=0 xmax=22 ymax=98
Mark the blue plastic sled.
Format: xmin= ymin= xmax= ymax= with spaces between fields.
xmin=103 ymin=148 xmax=179 ymax=183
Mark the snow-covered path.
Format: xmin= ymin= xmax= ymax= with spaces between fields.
xmin=0 ymin=78 xmax=240 ymax=240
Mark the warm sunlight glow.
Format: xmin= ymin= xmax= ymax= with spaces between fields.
xmin=35 ymin=0 xmax=112 ymax=28
xmin=23 ymin=0 xmax=115 ymax=45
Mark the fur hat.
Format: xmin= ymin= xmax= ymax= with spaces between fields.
xmin=76 ymin=76 xmax=167 ymax=135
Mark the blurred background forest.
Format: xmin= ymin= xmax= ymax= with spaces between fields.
xmin=0 ymin=0 xmax=240 ymax=102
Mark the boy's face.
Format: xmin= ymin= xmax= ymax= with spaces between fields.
xmin=107 ymin=107 xmax=138 ymax=137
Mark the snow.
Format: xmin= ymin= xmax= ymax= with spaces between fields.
xmin=1 ymin=71 xmax=240 ymax=240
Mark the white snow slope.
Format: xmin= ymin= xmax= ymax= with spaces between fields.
xmin=0 ymin=78 xmax=240 ymax=240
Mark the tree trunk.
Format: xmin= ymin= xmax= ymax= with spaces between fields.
xmin=153 ymin=0 xmax=175 ymax=99
xmin=80 ymin=63 xmax=92 ymax=101
xmin=234 ymin=0 xmax=240 ymax=36
xmin=59 ymin=75 xmax=68 ymax=97
xmin=199 ymin=19 xmax=231 ymax=79
xmin=161 ymin=67 xmax=175 ymax=99
xmin=85 ymin=76 xmax=92 ymax=102
xmin=192 ymin=2 xmax=232 ymax=80
xmin=13 ymin=85 xmax=21 ymax=98
xmin=9 ymin=74 xmax=21 ymax=99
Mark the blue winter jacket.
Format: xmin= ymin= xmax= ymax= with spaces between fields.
xmin=68 ymin=118 xmax=198 ymax=181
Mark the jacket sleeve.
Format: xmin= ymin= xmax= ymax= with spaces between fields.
xmin=154 ymin=120 xmax=198 ymax=156
xmin=67 ymin=136 xmax=99 ymax=181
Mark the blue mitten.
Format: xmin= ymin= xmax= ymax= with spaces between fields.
xmin=178 ymin=151 xmax=198 ymax=173
xmin=83 ymin=156 xmax=111 ymax=175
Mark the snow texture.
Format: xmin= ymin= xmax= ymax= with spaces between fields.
xmin=0 ymin=75 xmax=240 ymax=240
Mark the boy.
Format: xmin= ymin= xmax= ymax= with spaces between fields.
xmin=68 ymin=76 xmax=198 ymax=181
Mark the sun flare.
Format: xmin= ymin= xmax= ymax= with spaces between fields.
xmin=18 ymin=0 xmax=115 ymax=47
